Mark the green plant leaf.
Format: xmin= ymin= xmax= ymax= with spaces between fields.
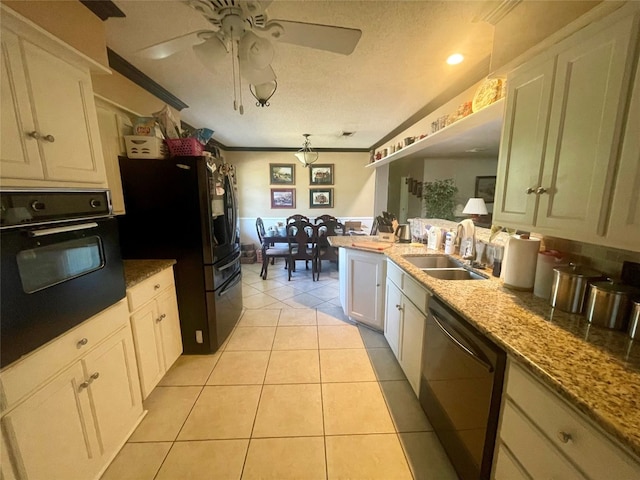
xmin=422 ymin=178 xmax=458 ymax=220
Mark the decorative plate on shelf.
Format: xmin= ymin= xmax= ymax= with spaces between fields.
xmin=472 ymin=78 xmax=502 ymax=112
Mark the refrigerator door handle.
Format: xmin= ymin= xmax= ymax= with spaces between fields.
xmin=219 ymin=270 xmax=241 ymax=296
xmin=217 ymin=252 xmax=241 ymax=271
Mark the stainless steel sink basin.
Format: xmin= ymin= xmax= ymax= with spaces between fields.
xmin=421 ymin=268 xmax=488 ymax=281
xmin=403 ymin=255 xmax=462 ymax=269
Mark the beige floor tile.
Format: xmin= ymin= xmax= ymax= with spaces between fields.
xmin=251 ymin=278 xmax=287 ymax=292
xmin=129 ymin=387 xmax=202 ymax=442
xmin=308 ymin=285 xmax=340 ymax=300
xmin=158 ymin=354 xmax=220 ymax=386
xmin=358 ymin=324 xmax=390 ymax=348
xmin=207 ymin=351 xmax=270 ymax=385
xmin=320 ymin=349 xmax=377 ymax=382
xmin=272 ymin=326 xmax=318 ymax=350
xmin=279 ymin=308 xmax=317 ymax=325
xmin=318 ymin=325 xmax=365 ymax=349
xmin=101 ymin=442 xmax=171 ymax=480
xmin=177 ymin=385 xmax=261 ymax=440
xmin=155 ymin=440 xmax=248 ymax=480
xmin=265 ymin=285 xmax=304 ymax=301
xmin=252 ymin=384 xmax=324 ymax=437
xmin=317 ymin=306 xmax=353 ymax=326
xmin=399 ymin=432 xmax=458 ymax=480
xmin=225 ymin=326 xmax=276 ymax=351
xmin=238 ymin=309 xmax=281 ymax=326
xmin=367 ymin=348 xmax=407 ymax=381
xmin=264 ymin=350 xmax=320 ymax=384
xmin=242 ymin=293 xmax=281 ymax=309
xmin=283 ymin=293 xmax=326 ymax=308
xmin=242 ymin=284 xmax=261 ymax=298
xmin=326 ymin=434 xmax=412 ymax=480
xmin=243 ymin=437 xmax=326 ymax=480
xmin=322 ymin=382 xmax=394 ymax=435
xmin=379 ymin=380 xmax=432 ymax=432
xmin=241 ymin=274 xmax=265 ymax=286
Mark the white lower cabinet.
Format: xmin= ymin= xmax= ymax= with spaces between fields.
xmin=0 ymin=300 xmax=143 ymax=480
xmin=127 ymin=267 xmax=183 ymax=399
xmin=384 ymin=260 xmax=429 ymax=396
xmin=493 ymin=359 xmax=640 ymax=479
xmin=343 ymin=248 xmax=386 ymax=330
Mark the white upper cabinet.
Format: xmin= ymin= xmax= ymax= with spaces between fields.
xmin=0 ymin=6 xmax=109 ymax=188
xmin=494 ymin=5 xmax=640 ymax=249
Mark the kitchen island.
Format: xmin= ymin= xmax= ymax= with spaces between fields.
xmin=329 ymin=235 xmax=640 ymax=462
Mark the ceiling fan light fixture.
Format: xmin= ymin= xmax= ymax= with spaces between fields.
xmin=239 ymin=31 xmax=274 ymax=70
xmin=193 ymin=35 xmax=228 ymax=73
xmin=295 ymin=134 xmax=319 ymax=167
xmin=250 ymin=80 xmax=277 ymax=107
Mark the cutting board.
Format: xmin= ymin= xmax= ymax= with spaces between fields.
xmin=352 ymin=241 xmax=393 ymax=251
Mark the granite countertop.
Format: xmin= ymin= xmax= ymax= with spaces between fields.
xmin=330 ymin=235 xmax=640 ymax=458
xmin=122 ymin=259 xmax=177 ymax=289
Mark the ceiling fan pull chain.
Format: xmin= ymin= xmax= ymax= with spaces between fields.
xmin=231 ymin=29 xmax=238 ymax=112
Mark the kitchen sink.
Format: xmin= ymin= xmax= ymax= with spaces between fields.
xmin=421 ymin=268 xmax=488 ymax=281
xmin=402 ymin=255 xmax=462 ymax=269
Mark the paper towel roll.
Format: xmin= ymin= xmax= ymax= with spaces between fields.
xmin=503 ymin=235 xmax=541 ymax=291
xmin=533 ymin=250 xmax=564 ymax=299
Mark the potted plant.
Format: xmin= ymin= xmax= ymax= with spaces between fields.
xmin=422 ymin=178 xmax=458 ymax=220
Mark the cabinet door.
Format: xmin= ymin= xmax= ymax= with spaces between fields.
xmin=607 ymin=57 xmax=640 ymax=252
xmin=83 ymin=327 xmax=142 ymax=458
xmin=0 ymin=29 xmax=44 ymax=180
xmin=493 ymin=56 xmax=555 ymax=228
xmin=130 ymin=301 xmax=165 ymax=399
xmin=339 ymin=247 xmax=347 ymax=313
xmin=400 ymin=298 xmax=426 ymax=396
xmin=156 ymin=287 xmax=183 ymax=371
xmin=2 ymin=363 xmax=101 ymax=480
xmin=22 ymin=39 xmax=106 ymax=184
xmin=384 ymin=280 xmax=402 ymax=359
xmin=536 ymin=16 xmax=638 ymax=238
xmin=347 ymin=250 xmax=385 ymax=330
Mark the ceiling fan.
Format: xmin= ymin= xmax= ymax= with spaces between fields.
xmin=137 ymin=0 xmax=362 ymax=113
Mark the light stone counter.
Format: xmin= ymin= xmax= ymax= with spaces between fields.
xmin=123 ymin=259 xmax=177 ymax=289
xmin=330 ymin=235 xmax=640 ymax=458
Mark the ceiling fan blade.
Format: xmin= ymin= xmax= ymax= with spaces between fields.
xmin=137 ymin=30 xmax=214 ymax=59
xmin=268 ymin=20 xmax=362 ymax=55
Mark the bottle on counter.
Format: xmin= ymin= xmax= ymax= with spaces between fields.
xmin=444 ymin=230 xmax=457 ymax=254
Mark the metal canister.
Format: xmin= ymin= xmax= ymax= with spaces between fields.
xmin=550 ymin=265 xmax=602 ymax=313
xmin=585 ymin=281 xmax=637 ymax=330
xmin=629 ymin=300 xmax=640 ymax=339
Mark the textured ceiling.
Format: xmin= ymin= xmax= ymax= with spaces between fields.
xmin=105 ymin=1 xmax=495 ymax=149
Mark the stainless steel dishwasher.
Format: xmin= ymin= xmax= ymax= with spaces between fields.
xmin=419 ymin=296 xmax=506 ymax=480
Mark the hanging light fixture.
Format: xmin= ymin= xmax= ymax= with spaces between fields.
xmin=294 ymin=134 xmax=319 ymax=167
xmin=250 ymin=80 xmax=278 ymax=107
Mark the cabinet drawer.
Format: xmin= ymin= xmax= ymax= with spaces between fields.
xmin=506 ymin=362 xmax=640 ymax=478
xmin=403 ymin=275 xmax=429 ymax=314
xmin=127 ymin=267 xmax=175 ymax=312
xmin=386 ymin=260 xmax=404 ymax=288
xmin=0 ymin=299 xmax=128 ymax=410
xmin=493 ymin=444 xmax=529 ymax=480
xmin=500 ymin=400 xmax=584 ymax=479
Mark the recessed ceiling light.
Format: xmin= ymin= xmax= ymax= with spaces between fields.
xmin=446 ymin=53 xmax=464 ymax=65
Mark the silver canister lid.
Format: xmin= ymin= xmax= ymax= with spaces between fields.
xmin=553 ymin=264 xmax=601 ymax=278
xmin=589 ymin=281 xmax=639 ymax=295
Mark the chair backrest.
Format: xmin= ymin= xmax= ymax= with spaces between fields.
xmin=256 ymin=217 xmax=266 ymax=243
xmin=287 ymin=220 xmax=317 ymax=257
xmin=286 ymin=214 xmax=310 ymax=224
xmin=314 ymin=214 xmax=337 ymax=224
xmin=317 ymin=220 xmax=345 ymax=239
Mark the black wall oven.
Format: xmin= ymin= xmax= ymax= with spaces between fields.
xmin=0 ymin=190 xmax=126 ymax=368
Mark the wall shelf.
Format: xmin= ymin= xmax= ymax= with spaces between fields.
xmin=365 ymin=98 xmax=505 ymax=169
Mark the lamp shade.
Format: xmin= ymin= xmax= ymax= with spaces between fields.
xmin=462 ymin=198 xmax=488 ymax=215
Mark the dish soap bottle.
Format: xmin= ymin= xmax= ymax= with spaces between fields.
xmin=444 ymin=230 xmax=457 ymax=254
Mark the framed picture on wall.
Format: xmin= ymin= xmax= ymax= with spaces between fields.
xmin=270 ymin=188 xmax=296 ymax=208
xmin=309 ymin=164 xmax=334 ymax=185
xmin=309 ymin=188 xmax=334 ymax=208
xmin=475 ymin=176 xmax=496 ymax=204
xmin=270 ymin=164 xmax=295 ymax=185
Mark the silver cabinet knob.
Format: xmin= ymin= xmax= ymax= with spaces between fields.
xmin=77 ymin=338 xmax=89 ymax=348
xmin=89 ymin=372 xmax=100 ymax=381
xmin=43 ymin=134 xmax=55 ymax=143
xmin=525 ymin=187 xmax=536 ymax=194
xmin=27 ymin=131 xmax=55 ymax=142
xmin=536 ymin=186 xmax=548 ymax=194
xmin=159 ymin=313 xmax=166 ymax=320
xmin=78 ymin=380 xmax=90 ymax=390
xmin=154 ymin=284 xmax=161 ymax=290
xmin=557 ymin=431 xmax=572 ymax=444
xmin=28 ymin=131 xmax=41 ymax=140
xmin=78 ymin=372 xmax=99 ymax=391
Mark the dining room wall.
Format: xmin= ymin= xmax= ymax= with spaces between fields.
xmin=225 ymin=150 xmax=374 ymax=246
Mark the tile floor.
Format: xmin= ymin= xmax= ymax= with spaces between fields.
xmin=102 ymin=260 xmax=458 ymax=480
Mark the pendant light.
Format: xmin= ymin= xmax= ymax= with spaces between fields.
xmin=294 ymin=134 xmax=319 ymax=167
xmin=249 ymin=80 xmax=278 ymax=107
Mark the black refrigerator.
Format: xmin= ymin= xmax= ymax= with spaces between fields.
xmin=118 ymin=155 xmax=242 ymax=354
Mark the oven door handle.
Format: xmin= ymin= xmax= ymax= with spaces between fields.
xmin=431 ymin=312 xmax=494 ymax=373
xmin=216 ymin=252 xmax=241 ymax=271
xmin=219 ymin=270 xmax=241 ymax=296
xmin=29 ymin=222 xmax=99 ymax=237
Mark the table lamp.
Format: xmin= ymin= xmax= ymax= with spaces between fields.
xmin=462 ymin=197 xmax=488 ymax=222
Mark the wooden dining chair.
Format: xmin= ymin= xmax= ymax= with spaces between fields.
xmin=314 ymin=214 xmax=337 ymax=224
xmin=316 ymin=220 xmax=344 ymax=278
xmin=256 ymin=217 xmax=288 ymax=279
xmin=286 ymin=220 xmax=318 ymax=281
xmin=286 ymin=214 xmax=310 ymax=224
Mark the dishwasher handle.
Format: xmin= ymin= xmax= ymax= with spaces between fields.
xmin=431 ymin=311 xmax=494 ymax=373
